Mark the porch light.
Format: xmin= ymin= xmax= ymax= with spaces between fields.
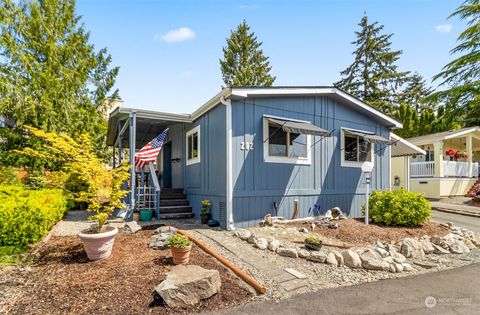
xmin=361 ymin=161 xmax=374 ymax=225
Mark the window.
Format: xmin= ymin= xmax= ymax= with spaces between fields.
xmin=186 ymin=125 xmax=200 ymax=165
xmin=341 ymin=129 xmax=373 ymax=167
xmin=263 ymin=118 xmax=311 ymax=164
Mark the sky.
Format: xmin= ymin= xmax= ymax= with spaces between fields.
xmin=76 ymin=0 xmax=465 ymax=114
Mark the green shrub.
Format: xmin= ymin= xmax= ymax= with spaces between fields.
xmin=166 ymin=233 xmax=191 ymax=249
xmin=0 ymin=185 xmax=67 ymax=249
xmin=305 ymin=235 xmax=321 ymax=243
xmin=363 ymin=189 xmax=431 ymax=227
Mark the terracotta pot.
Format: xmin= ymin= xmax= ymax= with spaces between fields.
xmin=171 ymin=244 xmax=192 ymax=265
xmin=78 ymin=226 xmax=118 ymax=260
xmin=133 ymin=212 xmax=140 ymax=221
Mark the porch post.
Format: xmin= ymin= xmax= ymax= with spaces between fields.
xmin=433 ymin=141 xmax=444 ymax=177
xmin=467 ymin=135 xmax=473 ymax=177
xmin=129 ymin=112 xmax=137 ymax=210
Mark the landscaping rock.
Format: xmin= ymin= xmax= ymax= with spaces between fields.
xmin=341 ymin=250 xmax=362 ymax=268
xmin=330 ymin=207 xmax=342 ymax=218
xmin=326 ymin=252 xmax=338 ymax=265
xmin=360 ymin=249 xmax=389 ymax=271
xmin=155 ymin=226 xmax=177 ymax=234
xmin=324 ymin=209 xmax=333 ymax=220
xmin=333 ymin=251 xmax=344 ymax=267
xmin=432 ymin=243 xmax=450 ymax=255
xmin=277 ymin=247 xmax=298 ymax=258
xmin=390 ymin=251 xmax=406 ymax=264
xmin=297 ymin=249 xmax=311 ymax=259
xmin=155 ymin=265 xmax=221 ymax=308
xmin=361 ymin=248 xmax=382 ymax=261
xmin=235 ymin=229 xmax=251 ymax=241
xmin=307 ymin=251 xmax=327 ymax=263
xmin=402 ymin=263 xmax=413 ymax=271
xmin=394 ymin=263 xmax=404 ymax=273
xmin=267 ymin=238 xmax=280 ymax=252
xmin=449 ymin=241 xmax=470 ymax=254
xmin=149 ymin=234 xmax=169 ymax=250
xmin=375 ymin=247 xmax=389 ymax=258
xmin=247 ymin=233 xmax=258 ymax=244
xmin=124 ymin=221 xmax=142 ymax=234
xmin=400 ymin=238 xmax=424 ymax=259
xmin=463 ymin=239 xmax=477 ymax=250
xmin=420 ymin=239 xmax=435 ymax=254
xmin=389 ymin=264 xmax=396 ymax=273
xmin=413 ymin=260 xmax=438 ymax=269
xmin=253 ymin=238 xmax=268 ymax=250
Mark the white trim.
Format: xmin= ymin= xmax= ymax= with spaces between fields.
xmin=390 ymin=133 xmax=426 ymax=157
xmin=340 ymin=128 xmax=375 ymax=168
xmin=221 ymin=96 xmax=234 ymax=230
xmin=185 ymin=125 xmax=200 ymax=166
xmin=263 ymin=117 xmax=312 ymax=165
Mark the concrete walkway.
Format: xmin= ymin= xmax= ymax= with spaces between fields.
xmin=431 ymin=201 xmax=480 ymax=218
xmin=431 ymin=210 xmax=480 ymax=234
xmin=209 ymin=263 xmax=480 ymax=315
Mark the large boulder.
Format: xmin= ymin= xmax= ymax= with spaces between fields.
xmin=341 ymin=250 xmax=362 ymax=268
xmin=400 ymin=238 xmax=424 ymax=259
xmin=155 ymin=265 xmax=221 ymax=308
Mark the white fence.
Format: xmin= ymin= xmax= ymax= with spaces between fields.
xmin=410 ymin=160 xmax=479 ymax=177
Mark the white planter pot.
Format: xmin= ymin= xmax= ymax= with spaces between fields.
xmin=78 ymin=226 xmax=118 ymax=260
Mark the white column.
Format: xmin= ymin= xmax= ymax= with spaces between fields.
xmin=466 ymin=135 xmax=473 ymax=177
xmin=405 ymin=156 xmax=411 ymax=191
xmin=433 ymin=141 xmax=444 ymax=177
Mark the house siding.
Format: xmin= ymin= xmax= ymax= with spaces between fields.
xmin=184 ymin=104 xmax=227 ymax=226
xmin=231 ymin=96 xmax=391 ymax=228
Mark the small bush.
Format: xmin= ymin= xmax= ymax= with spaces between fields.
xmin=0 ymin=185 xmax=67 ymax=249
xmin=364 ymin=189 xmax=431 ymax=227
xmin=305 ymin=235 xmax=321 ymax=243
xmin=166 ymin=233 xmax=191 ymax=249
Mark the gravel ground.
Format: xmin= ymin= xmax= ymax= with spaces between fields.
xmin=179 ymin=223 xmax=480 ymax=302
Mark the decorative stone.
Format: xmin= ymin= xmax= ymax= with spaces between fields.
xmin=247 ymin=233 xmax=258 ymax=244
xmin=149 ymin=234 xmax=169 ymax=250
xmin=375 ymin=247 xmax=389 ymax=258
xmin=420 ymin=239 xmax=435 ymax=254
xmin=400 ymin=238 xmax=425 ymax=259
xmin=391 ymin=251 xmax=406 ymax=264
xmin=432 ymin=243 xmax=450 ymax=255
xmin=307 ymin=251 xmax=327 ymax=263
xmin=333 ymin=251 xmax=344 ymax=267
xmin=361 ymin=248 xmax=382 ymax=261
xmin=254 ymin=238 xmax=268 ymax=250
xmin=341 ymin=249 xmax=362 ymax=268
xmin=155 ymin=265 xmax=221 ymax=308
xmin=463 ymin=239 xmax=477 ymax=250
xmin=235 ymin=229 xmax=251 ymax=241
xmin=361 ymin=249 xmax=389 ymax=271
xmin=376 ymin=241 xmax=386 ymax=249
xmin=324 ymin=209 xmax=333 ymax=220
xmin=394 ymin=263 xmax=404 ymax=273
xmin=267 ymin=238 xmax=280 ymax=252
xmin=124 ymin=221 xmax=142 ymax=234
xmin=297 ymin=249 xmax=311 ymax=259
xmin=402 ymin=263 xmax=413 ymax=271
xmin=413 ymin=260 xmax=438 ymax=269
xmin=277 ymin=247 xmax=298 ymax=258
xmin=326 ymin=252 xmax=338 ymax=265
xmin=449 ymin=241 xmax=470 ymax=254
xmin=155 ymin=226 xmax=177 ymax=234
xmin=330 ymin=207 xmax=342 ymax=218
xmin=389 ymin=264 xmax=396 ymax=273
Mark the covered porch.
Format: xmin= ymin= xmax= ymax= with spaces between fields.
xmin=106 ymin=107 xmax=192 ymax=218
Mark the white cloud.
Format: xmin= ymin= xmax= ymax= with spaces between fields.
xmin=179 ymin=70 xmax=193 ymax=78
xmin=435 ymin=24 xmax=453 ymax=34
xmin=239 ymin=4 xmax=259 ymax=9
xmin=155 ymin=27 xmax=195 ymax=43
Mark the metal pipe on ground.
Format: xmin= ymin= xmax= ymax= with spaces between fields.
xmin=176 ymin=229 xmax=267 ymax=295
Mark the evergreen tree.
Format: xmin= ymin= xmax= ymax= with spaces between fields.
xmin=0 ymin=0 xmax=119 ymax=159
xmin=335 ymin=15 xmax=409 ymax=113
xmin=220 ymin=20 xmax=275 ymax=87
xmin=432 ymin=0 xmax=480 ymax=127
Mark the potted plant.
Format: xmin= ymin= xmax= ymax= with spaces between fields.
xmin=166 ymin=233 xmax=192 ymax=264
xmin=304 ymin=235 xmax=322 ymax=251
xmin=200 ymin=199 xmax=212 ymax=224
xmin=22 ymin=127 xmax=130 ymax=261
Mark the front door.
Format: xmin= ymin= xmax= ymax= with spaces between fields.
xmin=163 ymin=142 xmax=172 ymax=188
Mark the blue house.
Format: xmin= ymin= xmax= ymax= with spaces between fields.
xmin=106 ymin=86 xmax=402 ymax=229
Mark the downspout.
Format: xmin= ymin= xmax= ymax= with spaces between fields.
xmin=129 ymin=112 xmax=137 ymax=214
xmin=220 ymin=95 xmax=234 ymax=230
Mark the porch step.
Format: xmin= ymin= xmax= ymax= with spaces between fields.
xmin=161 ymin=188 xmax=184 ymax=194
xmin=160 ymin=193 xmax=187 ymax=200
xmin=160 ymin=212 xmax=195 ymax=220
xmin=160 ymin=199 xmax=189 ymax=206
xmin=160 ymin=205 xmax=193 ymax=214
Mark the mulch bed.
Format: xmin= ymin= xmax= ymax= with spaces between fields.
xmin=10 ymin=229 xmax=253 ymax=315
xmin=289 ymin=219 xmax=450 ymax=247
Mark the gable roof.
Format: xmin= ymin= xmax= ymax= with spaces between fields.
xmin=407 ymin=127 xmax=480 ymax=145
xmin=192 ymin=86 xmax=402 ymax=129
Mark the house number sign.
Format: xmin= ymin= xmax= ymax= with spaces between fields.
xmin=240 ymin=141 xmax=254 ymax=151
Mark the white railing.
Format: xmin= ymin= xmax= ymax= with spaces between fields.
xmin=410 ymin=161 xmax=479 ymax=177
xmin=410 ymin=161 xmax=435 ymax=177
xmin=443 ymin=161 xmax=479 ymax=177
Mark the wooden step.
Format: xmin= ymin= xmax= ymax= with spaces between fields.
xmin=160 ymin=193 xmax=187 ymax=200
xmin=161 ymin=188 xmax=184 ymax=194
xmin=160 ymin=212 xmax=195 ymax=220
xmin=160 ymin=199 xmax=189 ymax=206
xmin=160 ymin=205 xmax=193 ymax=214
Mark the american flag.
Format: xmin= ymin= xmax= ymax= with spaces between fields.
xmin=134 ymin=128 xmax=169 ymax=168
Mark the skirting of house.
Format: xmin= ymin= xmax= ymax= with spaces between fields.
xmin=410 ymin=177 xmax=478 ymax=199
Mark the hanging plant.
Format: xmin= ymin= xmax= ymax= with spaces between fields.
xmin=454 ymin=151 xmax=468 ymax=160
xmin=445 ymin=149 xmax=457 ymax=156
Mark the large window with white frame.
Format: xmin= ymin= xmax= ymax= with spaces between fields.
xmin=186 ymin=125 xmax=200 ymax=165
xmin=263 ymin=118 xmax=311 ymax=164
xmin=341 ymin=129 xmax=373 ymax=167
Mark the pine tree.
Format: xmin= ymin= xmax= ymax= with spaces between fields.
xmin=335 ymin=15 xmax=409 ymax=113
xmin=432 ymin=0 xmax=480 ymax=127
xmin=0 ymin=0 xmax=119 ymax=156
xmin=220 ymin=20 xmax=275 ymax=87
